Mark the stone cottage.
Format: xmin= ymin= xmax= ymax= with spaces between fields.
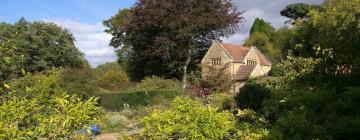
xmin=201 ymin=40 xmax=271 ymax=92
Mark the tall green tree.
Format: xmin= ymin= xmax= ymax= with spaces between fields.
xmin=292 ymin=0 xmax=360 ymax=88
xmin=0 ymin=18 xmax=87 ymax=81
xmin=249 ymin=18 xmax=274 ymax=37
xmin=104 ymin=0 xmax=243 ymax=88
xmin=270 ymin=27 xmax=297 ymax=59
xmin=280 ymin=3 xmax=320 ymax=23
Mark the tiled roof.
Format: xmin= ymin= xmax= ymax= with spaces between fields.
xmin=221 ymin=43 xmax=251 ymax=62
xmin=220 ymin=43 xmax=271 ymax=66
xmin=254 ymin=48 xmax=271 ymax=66
xmin=234 ymin=65 xmax=256 ymax=80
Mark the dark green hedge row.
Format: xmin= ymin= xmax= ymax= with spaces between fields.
xmin=97 ymin=90 xmax=178 ymax=111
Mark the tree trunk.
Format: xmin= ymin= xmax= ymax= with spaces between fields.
xmin=182 ymin=49 xmax=192 ymax=89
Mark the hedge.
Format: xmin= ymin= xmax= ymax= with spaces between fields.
xmin=97 ymin=90 xmax=178 ymax=111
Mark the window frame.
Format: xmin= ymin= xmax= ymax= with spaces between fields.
xmin=211 ymin=57 xmax=221 ymax=66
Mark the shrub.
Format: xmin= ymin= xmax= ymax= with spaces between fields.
xmin=0 ymin=70 xmax=100 ymax=139
xmin=60 ymin=67 xmax=98 ymax=98
xmin=142 ymin=97 xmax=235 ymax=139
xmin=94 ymin=62 xmax=130 ymax=91
xmin=270 ymin=63 xmax=284 ymax=77
xmin=107 ymin=113 xmax=129 ymax=128
xmin=128 ymin=76 xmax=182 ymax=92
xmin=231 ymin=109 xmax=270 ymax=140
xmin=98 ymin=90 xmax=178 ymax=111
xmin=235 ymin=81 xmax=272 ymax=111
xmin=270 ymin=87 xmax=360 ymax=139
xmin=205 ymin=93 xmax=236 ymax=111
xmin=201 ymin=64 xmax=234 ymax=93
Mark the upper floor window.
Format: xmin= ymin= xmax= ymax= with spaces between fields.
xmin=247 ymin=60 xmax=257 ymax=65
xmin=211 ymin=58 xmax=221 ymax=66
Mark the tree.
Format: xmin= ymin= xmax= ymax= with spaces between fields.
xmin=269 ymin=27 xmax=296 ymax=59
xmin=94 ymin=62 xmax=130 ymax=91
xmin=0 ymin=18 xmax=87 ymax=81
xmin=292 ymin=0 xmax=360 ymax=88
xmin=280 ymin=3 xmax=320 ymax=23
xmin=104 ymin=0 xmax=243 ymax=88
xmin=249 ymin=18 xmax=274 ymax=37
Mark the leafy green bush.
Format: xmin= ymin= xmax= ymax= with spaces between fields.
xmin=201 ymin=65 xmax=234 ymax=93
xmin=106 ymin=113 xmax=129 ymax=130
xmin=235 ymin=81 xmax=272 ymax=111
xmin=98 ymin=90 xmax=178 ymax=111
xmin=270 ymin=63 xmax=285 ymax=77
xmin=128 ymin=76 xmax=182 ymax=91
xmin=94 ymin=62 xmax=130 ymax=91
xmin=270 ymin=87 xmax=360 ymax=139
xmin=60 ymin=67 xmax=98 ymax=98
xmin=205 ymin=93 xmax=236 ymax=111
xmin=142 ymin=97 xmax=235 ymax=139
xmin=0 ymin=70 xmax=100 ymax=139
xmin=232 ymin=109 xmax=270 ymax=140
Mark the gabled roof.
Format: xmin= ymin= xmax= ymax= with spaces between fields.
xmin=253 ymin=47 xmax=272 ymax=66
xmin=220 ymin=43 xmax=250 ymax=63
xmin=218 ymin=42 xmax=271 ymax=66
xmin=234 ymin=65 xmax=256 ymax=80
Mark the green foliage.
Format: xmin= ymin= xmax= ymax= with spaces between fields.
xmin=205 ymin=93 xmax=236 ymax=111
xmin=94 ymin=62 xmax=130 ymax=91
xmin=0 ymin=18 xmax=87 ymax=81
xmin=0 ymin=70 xmax=100 ymax=139
xmin=104 ymin=0 xmax=242 ymax=80
xmin=0 ymin=38 xmax=24 ymax=82
xmin=270 ymin=63 xmax=285 ymax=77
xmin=270 ymin=27 xmax=297 ymax=59
xmin=235 ymin=81 xmax=272 ymax=111
xmin=201 ymin=65 xmax=234 ymax=93
xmin=106 ymin=113 xmax=129 ymax=130
xmin=250 ymin=18 xmax=275 ymax=37
xmin=98 ymin=90 xmax=178 ymax=111
xmin=280 ymin=3 xmax=310 ymax=19
xmin=280 ymin=3 xmax=320 ymax=22
xmin=142 ymin=97 xmax=235 ymax=139
xmin=127 ymin=76 xmax=182 ymax=92
xmin=291 ymin=0 xmax=360 ymax=88
xmin=268 ymin=87 xmax=360 ymax=139
xmin=60 ymin=67 xmax=98 ymax=98
xmin=233 ymin=109 xmax=270 ymax=140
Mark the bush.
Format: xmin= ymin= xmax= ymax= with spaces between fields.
xmin=201 ymin=65 xmax=234 ymax=93
xmin=233 ymin=109 xmax=270 ymax=140
xmin=235 ymin=81 xmax=272 ymax=111
xmin=205 ymin=93 xmax=236 ymax=111
xmin=60 ymin=67 xmax=98 ymax=98
xmin=0 ymin=70 xmax=100 ymax=139
xmin=98 ymin=90 xmax=178 ymax=111
xmin=270 ymin=87 xmax=360 ymax=139
xmin=94 ymin=62 xmax=130 ymax=91
xmin=106 ymin=113 xmax=129 ymax=129
xmin=142 ymin=97 xmax=235 ymax=139
xmin=270 ymin=63 xmax=285 ymax=77
xmin=128 ymin=76 xmax=182 ymax=91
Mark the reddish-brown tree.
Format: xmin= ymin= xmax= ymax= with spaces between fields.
xmin=104 ymin=0 xmax=243 ymax=88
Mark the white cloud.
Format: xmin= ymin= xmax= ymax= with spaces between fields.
xmin=43 ymin=19 xmax=117 ymax=67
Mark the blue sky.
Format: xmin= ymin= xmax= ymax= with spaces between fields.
xmin=1 ymin=0 xmax=136 ymax=67
xmin=0 ymin=0 xmax=136 ymax=23
xmin=0 ymin=0 xmax=323 ymax=67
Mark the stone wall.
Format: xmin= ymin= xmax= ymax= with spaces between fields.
xmin=201 ymin=42 xmax=232 ymax=78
